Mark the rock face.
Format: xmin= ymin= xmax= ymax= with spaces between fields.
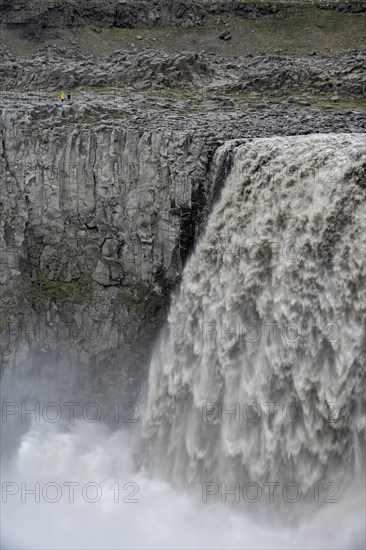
xmin=316 ymin=0 xmax=366 ymax=12
xmin=1 ymin=48 xmax=213 ymax=91
xmin=0 ymin=102 xmax=215 ymax=405
xmin=0 ymin=0 xmax=285 ymax=29
xmin=0 ymin=116 xmax=209 ymax=287
xmin=2 ymin=0 xmax=363 ymax=31
xmin=225 ymin=51 xmax=366 ymax=98
xmin=2 ymin=47 xmax=365 ymax=100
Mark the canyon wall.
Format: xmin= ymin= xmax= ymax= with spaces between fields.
xmin=0 ymin=104 xmax=214 ymax=404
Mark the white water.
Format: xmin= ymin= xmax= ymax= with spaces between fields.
xmin=2 ymin=421 xmax=365 ymax=550
xmin=136 ymin=134 xmax=366 ymax=488
xmin=2 ymin=134 xmax=366 ymax=549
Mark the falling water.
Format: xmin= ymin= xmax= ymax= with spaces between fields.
xmin=136 ymin=134 xmax=366 ymax=492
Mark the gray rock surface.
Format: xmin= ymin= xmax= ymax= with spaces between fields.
xmin=0 ymin=98 xmax=212 ymax=403
xmin=0 ymin=0 xmax=286 ymax=29
xmin=1 ymin=47 xmax=365 ymax=99
xmin=1 ymin=0 xmax=363 ymax=32
xmin=0 ymin=48 xmax=213 ymax=91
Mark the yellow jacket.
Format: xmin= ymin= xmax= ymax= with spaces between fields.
xmin=60 ymin=91 xmax=65 ymax=100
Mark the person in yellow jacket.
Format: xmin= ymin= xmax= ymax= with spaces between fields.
xmin=60 ymin=90 xmax=65 ymax=103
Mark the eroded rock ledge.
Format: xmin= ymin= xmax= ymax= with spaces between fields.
xmin=2 ymin=47 xmax=365 ymax=99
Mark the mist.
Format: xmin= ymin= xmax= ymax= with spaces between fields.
xmin=2 ymin=411 xmax=365 ymax=550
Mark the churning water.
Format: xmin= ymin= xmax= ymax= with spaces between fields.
xmin=1 ymin=134 xmax=365 ymax=549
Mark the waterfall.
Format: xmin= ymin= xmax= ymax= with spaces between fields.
xmin=135 ymin=133 xmax=366 ymax=492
